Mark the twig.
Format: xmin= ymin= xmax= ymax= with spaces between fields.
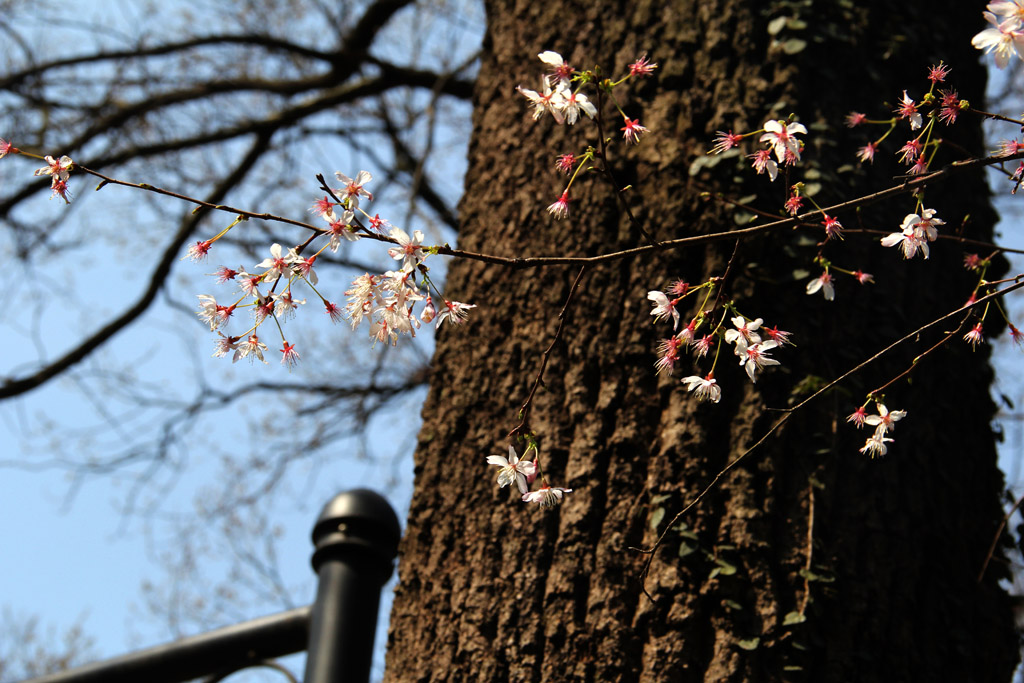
xmin=508 ymin=266 xmax=588 ymax=439
xmin=631 ymin=277 xmax=1024 ymax=600
xmin=978 ymin=490 xmax=1024 ymax=582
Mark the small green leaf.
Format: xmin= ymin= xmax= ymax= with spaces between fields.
xmin=783 ymin=611 xmax=807 ymax=626
xmin=781 ymin=38 xmax=808 ymax=54
xmin=649 ymin=507 xmax=666 ymax=530
xmin=767 ymin=16 xmax=788 ymax=35
xmin=737 ymin=637 xmax=760 ymax=651
xmin=799 ymin=568 xmax=835 ymax=583
xmin=784 ymin=665 xmax=804 ymax=671
xmin=715 ymin=559 xmax=737 ymax=576
xmin=678 ymin=542 xmax=697 ymax=557
xmin=650 ymin=493 xmax=671 ymax=505
xmin=724 ymin=600 xmax=743 ymax=611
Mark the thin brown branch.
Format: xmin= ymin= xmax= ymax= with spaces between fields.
xmin=631 ymin=277 xmax=1024 ymax=600
xmin=508 ymin=266 xmax=588 ymax=439
xmin=978 ymin=491 xmax=1024 ymax=582
xmin=0 ymin=131 xmax=277 ymax=400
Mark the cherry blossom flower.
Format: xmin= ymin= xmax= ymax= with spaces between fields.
xmin=964 ymin=253 xmax=983 ymax=270
xmin=368 ymin=213 xmax=390 ymax=233
xmin=33 ymin=154 xmax=73 ymax=182
xmin=234 ymin=334 xmax=268 ymax=364
xmin=938 ymin=90 xmax=962 ymax=125
xmin=335 ymin=170 xmax=374 ymax=209
xmin=996 ymin=139 xmax=1024 ymax=158
xmin=547 ymin=190 xmax=571 ymax=218
xmin=435 ymin=300 xmax=476 ymax=327
xmin=881 ymin=209 xmax=943 ymax=260
xmin=274 ymin=291 xmax=305 ymax=320
xmin=538 ymin=51 xmax=574 ymax=86
xmin=621 ymin=117 xmax=649 ymax=144
xmin=927 ymin=63 xmax=950 ymax=83
xmin=749 ymin=149 xmax=778 ymax=181
xmin=324 ymin=300 xmax=344 ymax=324
xmin=852 ymin=270 xmax=874 ymax=285
xmin=562 ymin=90 xmax=597 ymax=125
xmin=880 ymin=225 xmax=929 ymax=259
xmin=735 ymin=338 xmax=781 ymax=382
xmin=421 ymin=297 xmax=436 ymax=324
xmin=214 ymin=266 xmax=238 ymax=283
xmin=555 ymin=153 xmax=576 ymax=174
xmin=327 ymin=212 xmax=359 ymax=250
xmin=486 ymin=445 xmax=536 ymax=494
xmin=668 ymin=280 xmax=689 ymax=296
xmin=254 ymin=294 xmax=276 ymax=324
xmin=212 ymin=333 xmax=239 ymax=358
xmin=724 ymin=316 xmax=763 ymax=346
xmin=187 ymin=240 xmax=212 ymax=262
xmin=760 ymin=120 xmax=807 ymax=163
xmin=196 ymin=295 xmax=235 ymax=330
xmin=845 ymin=112 xmax=867 ymax=128
xmin=973 ymin=10 xmax=1024 ymax=68
xmin=710 ymin=131 xmax=743 ymax=154
xmin=647 ymin=290 xmax=680 ymax=329
xmin=280 ymin=341 xmax=300 ymax=369
xmin=864 ymin=404 xmax=906 ymax=437
xmin=895 ymin=91 xmax=922 ymax=130
xmin=0 ymin=138 xmax=13 ymax=158
xmin=628 ymin=53 xmax=658 ymax=77
xmin=257 ymin=243 xmax=297 ymax=281
xmin=522 ymin=484 xmax=572 ymax=508
xmin=908 ymin=157 xmax=928 ymax=175
xmin=692 ymin=334 xmax=714 ymax=358
xmin=292 ymin=254 xmax=318 ymax=285
xmin=822 ymin=214 xmax=843 ymax=241
xmin=387 ymin=227 xmax=426 ymax=272
xmin=517 ymin=79 xmax=566 ymax=124
xmin=784 ymin=192 xmax=803 ymax=216
xmin=1010 ymin=324 xmax=1024 ymax=350
xmin=964 ymin=322 xmax=984 ymax=349
xmin=310 ymin=196 xmax=336 ymax=220
xmin=806 ymin=272 xmax=835 ymax=301
xmin=897 ymin=139 xmax=923 ymax=165
xmin=764 ymin=325 xmax=794 ymax=346
xmin=655 ymin=336 xmax=683 ymax=374
xmin=847 ymin=406 xmax=868 ymax=428
xmin=860 ymin=434 xmax=893 ymax=458
xmin=676 ymin=318 xmax=697 ymax=345
xmin=682 ymin=374 xmax=722 ymax=403
xmin=857 ymin=142 xmax=877 ymax=164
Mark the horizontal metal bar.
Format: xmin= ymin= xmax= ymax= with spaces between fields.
xmin=19 ymin=605 xmax=311 ymax=683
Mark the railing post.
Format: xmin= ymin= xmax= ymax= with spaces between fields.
xmin=303 ymin=489 xmax=401 ymax=683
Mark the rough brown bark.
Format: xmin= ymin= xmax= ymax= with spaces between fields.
xmin=385 ymin=1 xmax=1018 ymax=681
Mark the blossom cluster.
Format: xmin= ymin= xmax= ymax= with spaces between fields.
xmin=192 ymin=169 xmax=474 ymax=367
xmin=486 ymin=444 xmax=571 ymax=509
xmin=880 ymin=207 xmax=944 ymax=260
xmin=709 ymin=118 xmax=807 ymax=183
xmin=647 ymin=280 xmax=792 ymax=405
xmin=848 ymin=402 xmax=907 ymax=458
xmin=517 ymin=50 xmax=657 ymax=221
xmin=34 ymin=154 xmax=74 ymax=203
xmin=845 ymin=63 xmax=963 ymax=176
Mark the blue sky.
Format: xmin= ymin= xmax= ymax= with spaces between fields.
xmin=0 ymin=1 xmax=481 ymax=680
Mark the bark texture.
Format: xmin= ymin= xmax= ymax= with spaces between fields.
xmin=385 ymin=1 xmax=1018 ymax=681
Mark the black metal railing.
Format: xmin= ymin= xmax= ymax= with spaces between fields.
xmin=21 ymin=489 xmax=401 ymax=683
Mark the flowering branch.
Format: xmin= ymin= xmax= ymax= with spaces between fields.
xmin=631 ymin=275 xmax=1024 ymax=598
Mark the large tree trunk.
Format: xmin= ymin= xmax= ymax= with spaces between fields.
xmin=385 ymin=1 xmax=1018 ymax=681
